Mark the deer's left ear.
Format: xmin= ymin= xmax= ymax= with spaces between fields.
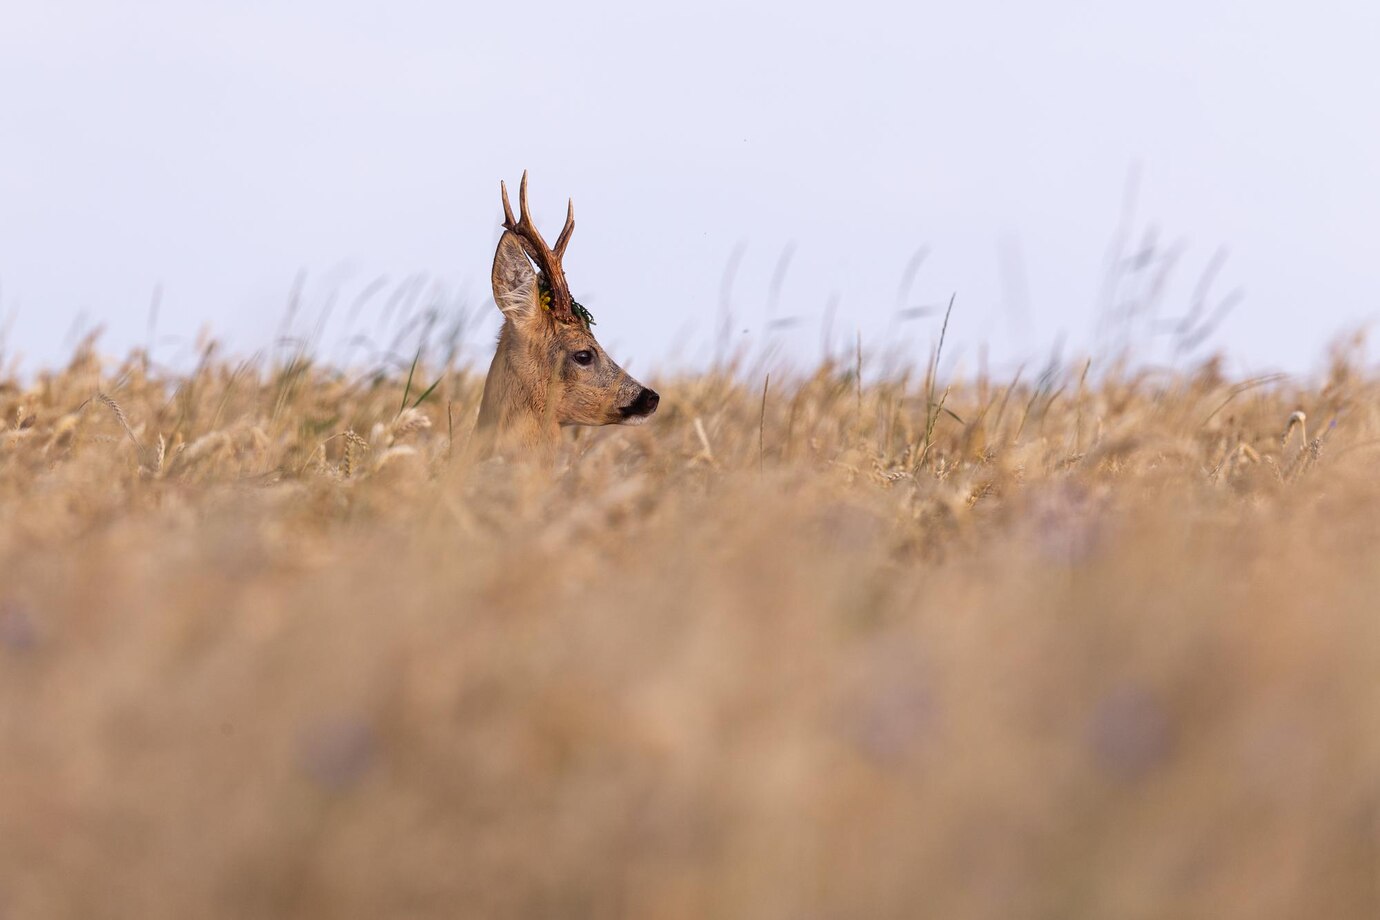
xmin=491 ymin=232 xmax=541 ymax=324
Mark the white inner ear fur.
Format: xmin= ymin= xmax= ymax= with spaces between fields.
xmin=492 ymin=238 xmax=538 ymax=321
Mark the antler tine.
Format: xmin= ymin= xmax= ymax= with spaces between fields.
xmin=500 ymin=179 xmax=517 ymax=229
xmin=554 ymin=198 xmax=575 ymax=259
xmin=509 ymin=170 xmax=551 ymax=248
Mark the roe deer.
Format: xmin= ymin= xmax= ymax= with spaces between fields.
xmin=473 ymin=172 xmax=659 ymax=459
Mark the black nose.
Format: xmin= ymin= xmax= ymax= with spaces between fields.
xmin=623 ymin=387 xmax=660 ymax=417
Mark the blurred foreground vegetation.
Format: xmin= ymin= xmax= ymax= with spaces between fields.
xmin=1 ymin=335 xmax=1377 ymax=919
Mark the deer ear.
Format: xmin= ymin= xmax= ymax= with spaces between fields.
xmin=491 ymin=232 xmax=540 ymax=324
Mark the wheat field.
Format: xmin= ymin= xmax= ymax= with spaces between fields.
xmin=1 ymin=330 xmax=1378 ymax=919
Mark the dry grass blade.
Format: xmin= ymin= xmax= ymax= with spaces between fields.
xmin=759 ymin=373 xmax=770 ymax=473
xmin=915 ymin=293 xmax=956 ymax=472
xmin=97 ymin=391 xmax=142 ymax=453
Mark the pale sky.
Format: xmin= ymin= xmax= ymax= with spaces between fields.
xmin=2 ymin=0 xmax=1377 ymax=376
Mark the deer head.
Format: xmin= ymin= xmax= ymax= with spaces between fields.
xmin=473 ymin=172 xmax=659 ymax=457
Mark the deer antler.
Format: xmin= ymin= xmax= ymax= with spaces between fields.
xmin=500 ymin=171 xmax=578 ymax=323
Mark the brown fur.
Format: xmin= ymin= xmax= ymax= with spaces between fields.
xmin=473 ymin=232 xmax=653 ymax=459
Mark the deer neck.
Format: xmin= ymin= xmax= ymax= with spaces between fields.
xmin=474 ymin=322 xmax=562 ymax=459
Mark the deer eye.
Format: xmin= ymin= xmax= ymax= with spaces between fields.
xmin=571 ymin=350 xmax=595 ymax=367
